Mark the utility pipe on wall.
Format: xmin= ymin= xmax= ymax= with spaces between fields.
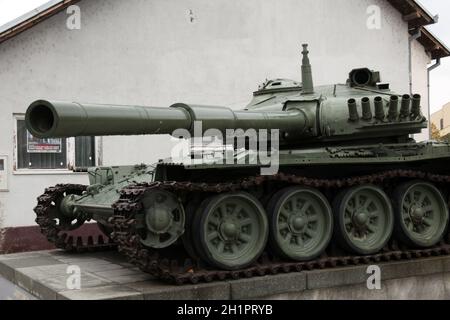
xmin=409 ymin=29 xmax=422 ymax=96
xmin=427 ymin=57 xmax=441 ymax=139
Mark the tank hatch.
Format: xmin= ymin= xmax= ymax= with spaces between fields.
xmin=253 ymin=78 xmax=302 ymax=96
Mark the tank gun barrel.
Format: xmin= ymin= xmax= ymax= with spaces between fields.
xmin=26 ymin=100 xmax=307 ymax=139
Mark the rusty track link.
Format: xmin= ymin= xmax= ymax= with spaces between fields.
xmin=109 ymin=169 xmax=450 ymax=285
xmin=34 ymin=184 xmax=116 ymax=252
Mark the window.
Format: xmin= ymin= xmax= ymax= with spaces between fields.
xmin=15 ymin=118 xmax=97 ymax=170
xmin=440 ymin=119 xmax=444 ymax=130
xmin=75 ymin=136 xmax=96 ymax=167
xmin=16 ymin=119 xmax=67 ymax=169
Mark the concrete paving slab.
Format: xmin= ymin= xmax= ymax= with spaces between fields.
xmin=0 ymin=275 xmax=37 ymax=300
xmin=32 ymin=280 xmax=60 ymax=300
xmin=230 ymin=273 xmax=306 ymax=299
xmin=67 ymin=261 xmax=125 ymax=273
xmin=58 ymin=285 xmax=144 ymax=300
xmin=0 ymin=255 xmax=66 ymax=283
xmin=0 ymin=260 xmax=15 ymax=282
xmin=380 ymin=257 xmax=445 ymax=280
xmin=1 ymin=256 xmax=64 ymax=270
xmin=126 ymin=281 xmax=231 ymax=300
xmin=0 ymin=251 xmax=51 ymax=261
xmin=265 ymin=273 xmax=450 ymax=300
xmin=53 ymin=257 xmax=115 ymax=265
xmin=94 ymin=267 xmax=142 ymax=278
xmin=441 ymin=256 xmax=450 ymax=272
xmin=13 ymin=263 xmax=114 ymax=299
xmin=306 ymin=265 xmax=368 ymax=290
xmin=271 ymin=282 xmax=390 ymax=300
xmin=443 ymin=273 xmax=450 ymax=295
xmin=112 ymin=273 xmax=155 ymax=284
xmin=17 ymin=264 xmax=71 ymax=280
xmin=384 ymin=274 xmax=447 ymax=300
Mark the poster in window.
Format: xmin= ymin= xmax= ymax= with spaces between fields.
xmin=27 ymin=132 xmax=62 ymax=153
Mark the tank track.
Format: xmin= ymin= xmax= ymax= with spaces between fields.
xmin=34 ymin=184 xmax=116 ymax=252
xmin=110 ymin=170 xmax=450 ymax=285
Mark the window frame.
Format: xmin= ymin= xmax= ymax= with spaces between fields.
xmin=13 ymin=114 xmax=102 ymax=175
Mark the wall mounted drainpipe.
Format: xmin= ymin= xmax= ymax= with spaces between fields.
xmin=428 ymin=57 xmax=441 ymax=139
xmin=409 ymin=29 xmax=422 ymax=95
xmin=408 ymin=29 xmax=422 ymax=140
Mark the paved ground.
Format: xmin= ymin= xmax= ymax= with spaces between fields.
xmin=1 ymin=250 xmax=450 ymax=300
xmin=0 ymin=275 xmax=36 ymax=300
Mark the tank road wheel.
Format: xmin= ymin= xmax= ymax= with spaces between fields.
xmin=138 ymin=190 xmax=185 ymax=249
xmin=393 ymin=181 xmax=449 ymax=248
xmin=267 ymin=187 xmax=333 ymax=261
xmin=193 ymin=192 xmax=268 ymax=270
xmin=333 ymin=185 xmax=394 ymax=255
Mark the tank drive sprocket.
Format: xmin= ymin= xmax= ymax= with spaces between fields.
xmin=34 ymin=184 xmax=116 ymax=252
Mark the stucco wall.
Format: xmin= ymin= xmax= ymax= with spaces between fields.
xmin=0 ymin=0 xmax=430 ymax=227
xmin=431 ymin=103 xmax=450 ymax=137
xmin=411 ymin=38 xmax=432 ymax=141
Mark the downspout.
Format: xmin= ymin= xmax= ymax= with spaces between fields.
xmin=408 ymin=29 xmax=421 ymax=140
xmin=428 ymin=57 xmax=441 ymax=139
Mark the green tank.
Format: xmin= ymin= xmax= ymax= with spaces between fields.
xmin=26 ymin=44 xmax=450 ymax=284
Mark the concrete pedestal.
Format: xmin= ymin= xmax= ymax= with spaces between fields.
xmin=0 ymin=250 xmax=449 ymax=300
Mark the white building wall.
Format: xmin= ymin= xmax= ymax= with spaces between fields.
xmin=0 ymin=0 xmax=429 ymax=227
xmin=411 ymin=39 xmax=432 ymax=141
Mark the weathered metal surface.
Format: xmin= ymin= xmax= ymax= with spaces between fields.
xmin=34 ymin=184 xmax=116 ymax=252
